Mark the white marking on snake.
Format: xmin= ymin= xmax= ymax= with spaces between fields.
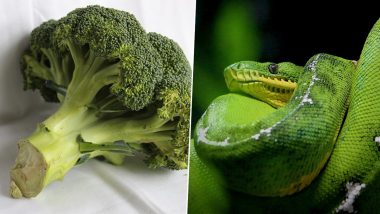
xmin=300 ymin=65 xmax=320 ymax=105
xmin=252 ymin=134 xmax=260 ymax=140
xmin=197 ymin=127 xmax=230 ymax=146
xmin=335 ymin=182 xmax=366 ymax=213
xmin=196 ymin=103 xmax=231 ymax=146
xmin=375 ymin=136 xmax=380 ymax=146
xmin=251 ymin=54 xmax=321 ymax=140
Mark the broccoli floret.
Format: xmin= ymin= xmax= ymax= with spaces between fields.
xmin=10 ymin=5 xmax=191 ymax=198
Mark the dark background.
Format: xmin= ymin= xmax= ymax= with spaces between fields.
xmin=191 ymin=0 xmax=379 ymax=133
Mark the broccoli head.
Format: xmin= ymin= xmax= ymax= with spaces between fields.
xmin=10 ymin=5 xmax=191 ymax=198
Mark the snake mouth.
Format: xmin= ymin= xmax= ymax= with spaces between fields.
xmin=237 ymin=79 xmax=295 ymax=94
xmin=224 ymin=68 xmax=297 ymax=107
xmin=225 ymin=68 xmax=297 ymax=94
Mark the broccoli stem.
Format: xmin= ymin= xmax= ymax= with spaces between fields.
xmin=79 ymin=141 xmax=139 ymax=155
xmin=10 ymin=75 xmax=101 ymax=198
xmin=41 ymin=48 xmax=70 ymax=86
xmin=23 ymin=55 xmax=53 ymax=81
xmin=65 ymin=49 xmax=119 ymax=106
xmin=10 ymin=126 xmax=80 ymax=198
xmin=45 ymin=80 xmax=67 ymax=96
xmin=10 ymin=92 xmax=176 ymax=198
xmin=9 ymin=104 xmax=119 ymax=198
xmin=80 ymin=114 xmax=175 ymax=143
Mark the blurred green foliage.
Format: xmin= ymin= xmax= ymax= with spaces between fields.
xmin=192 ymin=0 xmax=261 ymax=132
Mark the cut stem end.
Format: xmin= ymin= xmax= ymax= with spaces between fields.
xmin=9 ymin=139 xmax=46 ymax=198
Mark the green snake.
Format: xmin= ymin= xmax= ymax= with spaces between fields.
xmin=189 ymin=19 xmax=380 ymax=213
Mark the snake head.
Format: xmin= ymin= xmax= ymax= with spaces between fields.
xmin=224 ymin=61 xmax=302 ymax=108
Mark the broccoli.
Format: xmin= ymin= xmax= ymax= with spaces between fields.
xmin=10 ymin=5 xmax=191 ymax=198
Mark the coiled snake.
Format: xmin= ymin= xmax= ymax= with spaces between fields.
xmin=190 ymin=19 xmax=380 ymax=213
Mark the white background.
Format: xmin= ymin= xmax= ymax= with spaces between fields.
xmin=0 ymin=0 xmax=195 ymax=213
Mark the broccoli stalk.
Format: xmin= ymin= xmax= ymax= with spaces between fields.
xmin=10 ymin=5 xmax=191 ymax=198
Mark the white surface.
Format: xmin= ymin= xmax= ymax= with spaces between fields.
xmin=0 ymin=0 xmax=195 ymax=213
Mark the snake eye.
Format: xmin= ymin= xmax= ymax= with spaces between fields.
xmin=268 ymin=64 xmax=278 ymax=74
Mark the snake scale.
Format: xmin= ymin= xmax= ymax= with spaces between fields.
xmin=189 ymin=19 xmax=380 ymax=213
